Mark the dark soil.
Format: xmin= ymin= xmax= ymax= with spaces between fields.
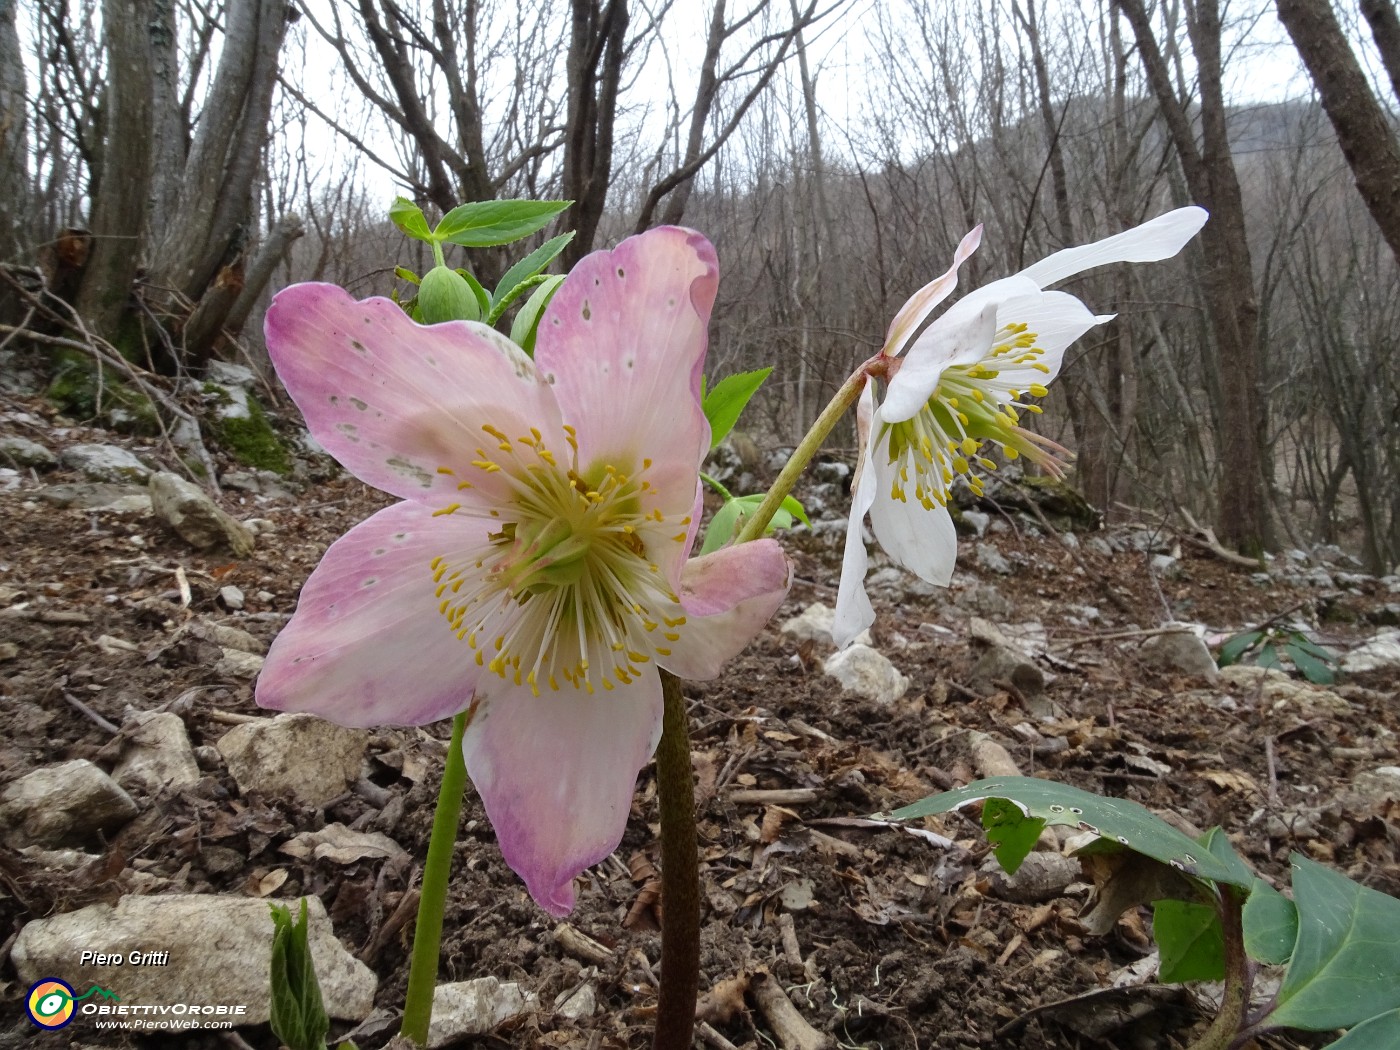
xmin=1 ymin=397 xmax=1396 ymax=1050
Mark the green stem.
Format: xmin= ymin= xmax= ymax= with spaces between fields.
xmin=653 ymin=671 xmax=700 ymax=1050
xmin=699 ymin=470 xmax=733 ymax=500
xmin=1185 ymin=886 xmax=1251 ymax=1050
xmin=431 ymin=238 xmax=446 ymax=269
xmin=734 ymin=367 xmax=868 ymax=545
xmin=400 ymin=709 xmax=471 ymax=1046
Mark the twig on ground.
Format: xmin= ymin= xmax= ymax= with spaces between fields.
xmin=750 ymin=972 xmax=834 ymax=1050
xmin=62 ymin=691 xmax=120 ymax=734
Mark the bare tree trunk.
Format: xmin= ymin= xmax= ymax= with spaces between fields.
xmin=0 ymin=0 xmax=27 ymax=268
xmin=1116 ymin=0 xmax=1271 ymax=553
xmin=1359 ymin=0 xmax=1400 ymax=105
xmin=224 ymin=213 xmax=304 ymax=336
xmin=1278 ymin=0 xmax=1400 ymax=268
xmin=562 ymin=0 xmax=628 ymax=266
xmin=76 ymin=0 xmax=155 ymax=341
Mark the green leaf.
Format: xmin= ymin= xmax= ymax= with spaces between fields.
xmin=777 ymin=494 xmax=811 ymax=528
xmin=487 ymin=273 xmax=552 ymax=326
xmin=394 ymin=266 xmax=421 ymax=286
xmin=1216 ymin=629 xmax=1264 ymax=667
xmin=389 ymin=197 xmax=432 ymax=242
xmin=435 ymin=199 xmax=571 ymax=248
xmin=509 ymin=274 xmax=566 ymax=355
xmin=1242 ymin=877 xmax=1298 ymax=965
xmin=1255 ymin=643 xmax=1284 ymax=671
xmin=269 ymin=900 xmax=330 ymax=1050
xmin=490 ymin=232 xmax=576 ymax=317
xmin=702 ymin=369 xmax=772 ymax=449
xmin=1285 ymin=640 xmax=1335 ymax=685
xmin=700 ymin=498 xmax=746 ymax=555
xmin=1153 ymin=899 xmax=1226 ymax=983
xmin=1327 ymin=1010 xmax=1400 ymax=1049
xmin=1265 ymin=854 xmax=1400 ymax=1031
xmin=458 ymin=269 xmax=491 ymax=319
xmin=1199 ymin=826 xmax=1254 ymax=888
xmin=882 ymin=777 xmax=1253 ymax=888
xmin=982 ymin=796 xmax=1045 ymax=875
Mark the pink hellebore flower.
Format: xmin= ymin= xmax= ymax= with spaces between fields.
xmin=833 ymin=207 xmax=1208 ymax=648
xmin=257 ymin=227 xmax=792 ymax=916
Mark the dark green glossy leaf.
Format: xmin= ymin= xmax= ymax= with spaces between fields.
xmin=1266 ymin=854 xmax=1400 ymax=1031
xmin=490 ymin=233 xmax=576 ymax=318
xmin=1327 ymin=1009 xmax=1400 ymax=1049
xmin=436 ymin=199 xmax=571 ymax=247
xmin=702 ymin=369 xmax=772 ymax=449
xmin=882 ymin=777 xmax=1252 ymax=888
xmin=1216 ymin=629 xmax=1264 ymax=667
xmin=1255 ymin=644 xmax=1283 ymax=671
xmin=1242 ymin=877 xmax=1298 ymax=965
xmin=1153 ymin=898 xmax=1225 ymax=983
xmin=982 ymin=797 xmax=1044 ymax=874
xmin=1285 ymin=640 xmax=1335 ymax=685
xmin=1199 ymin=826 xmax=1254 ymax=888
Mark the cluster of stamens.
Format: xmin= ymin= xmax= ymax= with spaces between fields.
xmin=884 ymin=321 xmax=1065 ymax=509
xmin=427 ymin=423 xmax=691 ymax=696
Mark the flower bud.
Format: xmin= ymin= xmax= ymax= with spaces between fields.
xmin=417 ymin=266 xmax=481 ymax=324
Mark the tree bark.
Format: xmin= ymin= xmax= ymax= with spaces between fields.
xmin=1278 ymin=0 xmax=1400 ymax=268
xmin=562 ymin=0 xmax=628 ymax=266
xmin=0 ymin=0 xmax=28 ymax=268
xmin=1359 ymin=0 xmax=1400 ymax=105
xmin=1115 ymin=0 xmax=1271 ymax=553
xmin=76 ymin=0 xmax=155 ymax=341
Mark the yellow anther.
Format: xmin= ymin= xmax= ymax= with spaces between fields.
xmin=432 ymin=503 xmax=461 ymax=517
xmin=1029 ymin=383 xmax=1048 ymax=397
xmin=436 ymin=466 xmax=455 ymax=475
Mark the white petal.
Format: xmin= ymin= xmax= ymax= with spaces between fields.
xmin=868 ymin=453 xmax=959 ymax=587
xmin=992 ymin=290 xmax=1103 ymax=385
xmin=1018 ymin=207 xmax=1208 ymax=289
xmin=833 ymin=390 xmax=881 ymax=649
xmin=882 ymin=303 xmax=998 ymax=424
xmin=882 ymin=226 xmax=983 ymax=357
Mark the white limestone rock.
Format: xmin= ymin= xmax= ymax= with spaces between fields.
xmin=0 ymin=760 xmax=138 ymax=848
xmin=823 ymin=644 xmax=909 ymax=705
xmin=780 ymin=601 xmax=871 ymax=648
xmin=149 ymin=471 xmax=255 ymax=556
xmin=428 ymin=977 xmax=537 ymax=1047
xmin=217 ymin=713 xmax=369 ymax=807
xmin=60 ymin=443 xmax=152 ymax=482
xmin=110 ymin=711 xmax=201 ymax=795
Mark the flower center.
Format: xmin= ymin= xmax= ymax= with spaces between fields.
xmin=883 ymin=321 xmax=1067 ymax=509
xmin=429 ymin=424 xmax=689 ymax=696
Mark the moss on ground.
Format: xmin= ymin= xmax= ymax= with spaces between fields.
xmin=213 ymin=392 xmax=292 ymax=475
xmin=46 ymin=352 xmax=161 ymax=434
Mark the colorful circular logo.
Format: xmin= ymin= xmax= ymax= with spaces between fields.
xmin=26 ymin=979 xmax=76 ymax=1029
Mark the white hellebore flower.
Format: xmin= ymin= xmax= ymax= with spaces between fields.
xmin=832 ymin=207 xmax=1208 ymax=648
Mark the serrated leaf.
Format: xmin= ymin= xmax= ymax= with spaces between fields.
xmin=488 ymin=273 xmax=552 ymax=326
xmin=1285 ymin=640 xmax=1335 ymax=685
xmin=508 ymin=273 xmax=566 ymax=355
xmin=702 ymin=369 xmax=772 ymax=449
xmin=882 ymin=777 xmax=1252 ymax=888
xmin=389 ymin=197 xmax=431 ymax=241
xmin=436 ymin=199 xmax=571 ymax=248
xmin=1242 ymin=877 xmax=1298 ymax=965
xmin=1217 ymin=629 xmax=1264 ymax=667
xmin=1327 ymin=1009 xmax=1400 ymax=1049
xmin=1265 ymin=854 xmax=1400 ymax=1031
xmin=1153 ymin=898 xmax=1226 ymax=983
xmin=269 ymin=900 xmax=329 ymax=1050
xmin=982 ymin=796 xmax=1044 ymax=874
xmin=490 ymin=233 xmax=575 ymax=318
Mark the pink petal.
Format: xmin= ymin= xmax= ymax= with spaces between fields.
xmin=461 ymin=673 xmax=664 ymax=915
xmin=266 ymin=284 xmax=562 ymax=504
xmin=661 ymin=540 xmax=792 ymax=680
xmin=882 ymin=226 xmax=982 ymax=357
xmin=256 ymin=501 xmax=489 ymax=727
xmin=534 ymin=227 xmax=718 ymax=515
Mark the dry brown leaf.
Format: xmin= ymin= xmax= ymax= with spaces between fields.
xmin=1199 ymin=769 xmax=1260 ymax=794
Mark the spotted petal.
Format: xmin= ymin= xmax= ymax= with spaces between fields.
xmin=257 ymin=500 xmax=489 ymax=726
xmin=536 ymin=227 xmax=718 ymax=514
xmin=266 ymin=284 xmax=562 ymax=505
xmin=461 ymin=673 xmax=664 ymax=916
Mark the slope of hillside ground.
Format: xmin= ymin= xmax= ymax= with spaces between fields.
xmin=1 ymin=395 xmax=1397 ymax=1050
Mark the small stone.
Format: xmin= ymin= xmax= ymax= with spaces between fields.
xmin=1086 ymin=536 xmax=1113 ymax=556
xmin=38 ymin=481 xmax=147 ymax=510
xmin=1060 ymin=532 xmax=1081 ymax=550
xmin=148 ymin=471 xmax=255 ymax=556
xmin=554 ymin=982 xmax=597 ymax=1021
xmin=983 ymin=851 xmax=1081 ymax=903
xmin=958 ymin=510 xmax=991 ymax=538
xmin=110 ymin=711 xmax=201 ymax=795
xmin=60 ymin=443 xmax=152 ymax=482
xmin=217 ymin=713 xmax=369 ymax=807
xmin=219 ymin=584 xmax=245 ymax=610
xmin=975 ymin=543 xmax=1013 ymax=575
xmin=0 ymin=760 xmax=139 ymax=848
xmin=11 ymin=894 xmax=375 ymax=1023
xmin=1341 ymin=631 xmax=1400 ymax=674
xmin=823 ymin=645 xmax=909 ymax=704
xmin=215 ymin=648 xmax=264 ymax=678
xmin=1149 ymin=554 xmax=1181 ymax=578
xmin=955 ymin=583 xmax=1013 ymax=619
xmin=0 ymin=435 xmax=58 ymax=469
xmin=781 ymin=601 xmax=870 ymax=648
xmin=1138 ymin=630 xmax=1219 ymax=681
xmin=0 ymin=642 xmax=18 ymax=661
xmin=429 ymin=977 xmax=537 ymax=1047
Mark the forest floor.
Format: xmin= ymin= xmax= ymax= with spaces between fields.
xmin=0 ymin=394 xmax=1397 ymax=1050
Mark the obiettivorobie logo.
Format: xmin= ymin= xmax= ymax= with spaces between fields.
xmin=25 ymin=979 xmax=120 ymax=1029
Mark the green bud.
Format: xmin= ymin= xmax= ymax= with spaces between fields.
xmin=417 ymin=265 xmax=482 ymax=324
